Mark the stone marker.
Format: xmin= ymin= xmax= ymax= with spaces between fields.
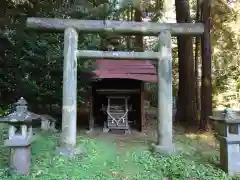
xmin=40 ymin=114 xmax=58 ymax=132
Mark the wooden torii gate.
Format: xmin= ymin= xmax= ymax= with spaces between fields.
xmin=26 ymin=17 xmax=205 ymax=155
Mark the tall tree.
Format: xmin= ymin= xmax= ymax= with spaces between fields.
xmin=175 ymin=0 xmax=197 ymax=126
xmin=194 ymin=0 xmax=201 ymax=121
xmin=134 ymin=6 xmax=143 ymax=51
xmin=200 ymin=0 xmax=212 ymax=130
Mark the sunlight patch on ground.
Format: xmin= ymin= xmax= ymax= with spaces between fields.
xmin=185 ymin=132 xmax=218 ymax=148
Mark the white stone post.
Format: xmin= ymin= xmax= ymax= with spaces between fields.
xmin=21 ymin=125 xmax=28 ymax=138
xmin=28 ymin=126 xmax=33 ymax=137
xmin=9 ymin=126 xmax=16 ymax=138
xmin=61 ymin=27 xmax=78 ymax=147
xmin=50 ymin=122 xmax=56 ymax=130
xmin=41 ymin=119 xmax=50 ymax=131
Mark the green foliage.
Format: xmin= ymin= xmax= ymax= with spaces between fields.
xmin=0 ymin=132 xmax=237 ymax=180
xmin=0 ymin=0 xmax=115 ymax=108
xmin=1 ymin=0 xmax=163 ymax=109
xmin=212 ymin=0 xmax=240 ymax=96
xmin=0 ymin=107 xmax=5 ymax=116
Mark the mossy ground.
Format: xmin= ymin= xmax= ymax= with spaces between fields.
xmin=0 ymin=124 xmax=240 ymax=180
xmin=0 ymin=111 xmax=240 ymax=180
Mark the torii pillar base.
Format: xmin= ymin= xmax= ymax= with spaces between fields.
xmin=55 ymin=144 xmax=85 ymax=158
xmin=152 ymin=144 xmax=175 ymax=156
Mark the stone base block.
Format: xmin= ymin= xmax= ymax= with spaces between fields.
xmin=152 ymin=144 xmax=176 ymax=156
xmin=55 ymin=145 xmax=85 ymax=158
xmin=103 ymin=127 xmax=109 ymax=133
xmin=85 ymin=128 xmax=93 ymax=134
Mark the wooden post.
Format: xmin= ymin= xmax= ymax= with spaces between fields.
xmin=153 ymin=30 xmax=174 ymax=155
xmin=88 ymin=87 xmax=94 ymax=131
xmin=140 ymin=82 xmax=145 ymax=132
xmin=61 ymin=27 xmax=78 ymax=148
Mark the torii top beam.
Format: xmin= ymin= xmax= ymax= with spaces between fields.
xmin=26 ymin=18 xmax=204 ymax=36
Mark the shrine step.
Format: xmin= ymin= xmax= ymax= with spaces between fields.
xmin=110 ymin=129 xmax=126 ymax=134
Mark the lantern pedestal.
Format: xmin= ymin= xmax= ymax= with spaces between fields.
xmin=5 ymin=136 xmax=33 ymax=176
xmin=55 ymin=143 xmax=85 ymax=158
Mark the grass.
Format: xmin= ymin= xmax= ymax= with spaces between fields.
xmin=0 ymin=126 xmax=239 ymax=180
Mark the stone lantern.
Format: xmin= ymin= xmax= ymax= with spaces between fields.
xmin=0 ymin=97 xmax=41 ymax=176
xmin=209 ymin=108 xmax=240 ymax=176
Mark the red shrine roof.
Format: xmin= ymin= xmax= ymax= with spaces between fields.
xmin=94 ymin=59 xmax=157 ymax=83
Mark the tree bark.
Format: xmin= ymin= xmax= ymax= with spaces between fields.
xmin=175 ymin=0 xmax=197 ymax=125
xmin=195 ymin=0 xmax=201 ymax=119
xmin=134 ymin=8 xmax=143 ymax=51
xmin=200 ymin=0 xmax=212 ymax=130
xmin=126 ymin=6 xmax=131 ymax=49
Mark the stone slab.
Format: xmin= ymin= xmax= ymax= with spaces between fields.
xmin=4 ymin=136 xmax=34 ymax=147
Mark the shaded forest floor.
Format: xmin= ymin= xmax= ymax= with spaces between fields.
xmin=0 ymin=113 xmax=239 ymax=179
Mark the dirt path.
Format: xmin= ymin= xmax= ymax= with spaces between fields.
xmin=84 ymin=116 xmax=218 ymax=156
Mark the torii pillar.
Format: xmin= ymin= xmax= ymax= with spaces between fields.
xmin=56 ymin=27 xmax=83 ymax=157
